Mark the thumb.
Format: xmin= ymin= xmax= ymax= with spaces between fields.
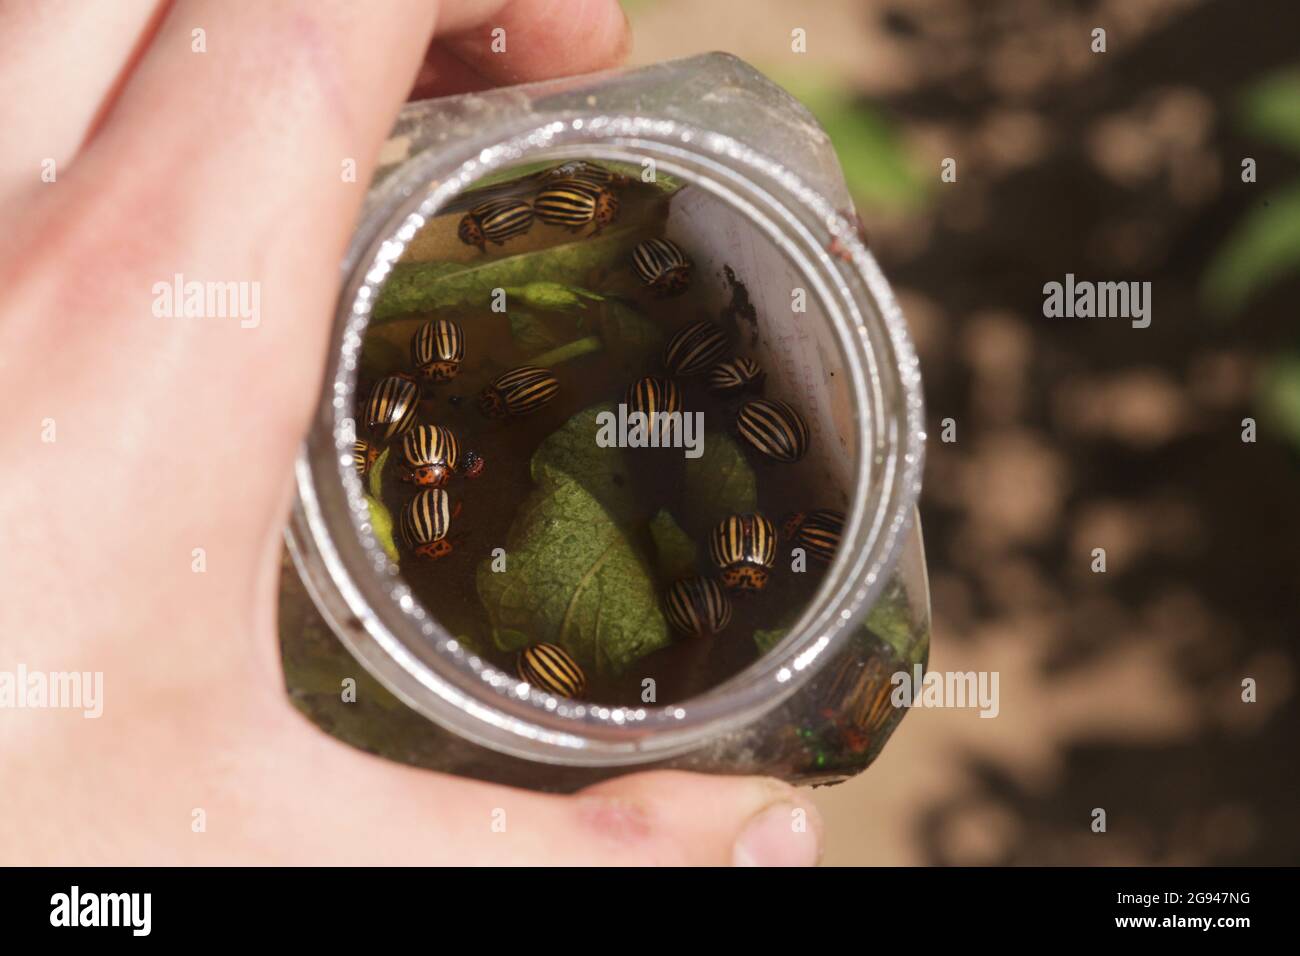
xmin=574 ymin=771 xmax=825 ymax=867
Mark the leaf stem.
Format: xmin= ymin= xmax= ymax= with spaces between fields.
xmin=530 ymin=335 xmax=603 ymax=368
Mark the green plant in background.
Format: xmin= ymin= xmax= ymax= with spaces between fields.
xmin=1203 ymin=68 xmax=1300 ymax=315
xmin=773 ymin=74 xmax=929 ymax=213
xmin=1202 ymin=66 xmax=1300 ymax=452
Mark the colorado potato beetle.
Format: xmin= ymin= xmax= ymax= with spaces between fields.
xmin=399 ymin=424 xmax=462 ymax=487
xmin=517 ymin=643 xmax=587 ymax=699
xmin=457 ymin=198 xmax=534 ymax=252
xmin=631 ymin=238 xmax=692 ymax=296
xmin=479 ymin=365 xmax=560 ymax=418
xmin=737 ymin=398 xmax=810 ymax=463
xmin=783 ymin=509 xmax=844 ymax=564
xmin=663 ymin=320 xmax=727 ymax=377
xmin=625 ymin=376 xmax=682 ymax=418
xmin=707 ymin=356 xmax=765 ymax=394
xmin=399 ymin=488 xmax=454 ymax=560
xmin=710 ymin=513 xmax=778 ymax=592
xmin=534 ymin=179 xmax=619 ymax=234
xmin=364 ymin=376 xmax=420 ymax=441
xmin=664 ymin=577 xmax=733 ymax=637
xmin=541 ymin=160 xmax=630 ymax=189
xmin=411 ymin=318 xmax=465 ymax=381
xmin=352 ymin=439 xmax=379 ymax=478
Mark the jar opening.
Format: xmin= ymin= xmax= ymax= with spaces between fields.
xmin=290 ymin=115 xmax=924 ymax=766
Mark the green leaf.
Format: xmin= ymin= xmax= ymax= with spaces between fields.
xmin=491 ymin=627 xmax=532 ymax=655
xmin=368 ymin=446 xmax=390 ymax=500
xmin=864 ymin=581 xmax=921 ymax=666
xmin=475 ymin=470 xmax=671 ymax=677
xmin=681 ymin=431 xmax=757 ymax=533
xmin=753 ymin=627 xmax=787 ymax=655
xmin=529 ymin=335 xmax=603 ymax=369
xmin=1241 ymin=68 xmax=1300 ymax=154
xmin=649 ymin=509 xmax=697 ymax=579
xmin=595 ymin=298 xmax=665 ymax=367
xmin=366 ymin=494 xmax=399 ymax=564
xmin=509 ymin=309 xmax=569 ymax=354
xmin=504 ymin=281 xmax=603 ymax=311
xmin=530 ymin=402 xmax=644 ymax=525
xmin=1202 ymin=182 xmax=1300 ymax=315
xmin=373 ymin=225 xmax=651 ymax=321
xmin=775 ymin=75 xmax=927 ymax=211
xmin=1258 ymin=352 xmax=1300 ymax=449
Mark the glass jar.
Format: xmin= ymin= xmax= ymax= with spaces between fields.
xmin=282 ymin=52 xmax=928 ymax=789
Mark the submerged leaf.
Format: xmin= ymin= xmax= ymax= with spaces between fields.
xmin=368 ymin=446 xmax=390 ymax=500
xmin=508 ymin=309 xmax=569 ymax=354
xmin=864 ymin=581 xmax=921 ymax=666
xmin=649 ymin=509 xmax=697 ymax=580
xmin=753 ymin=627 xmax=787 ymax=655
xmin=475 ymin=473 xmax=670 ymax=677
xmin=373 ymin=225 xmax=650 ymax=320
xmin=366 ymin=494 xmax=399 ymax=564
xmin=681 ymin=430 xmax=757 ymax=533
xmin=505 ymin=281 xmax=602 ymax=311
xmin=530 ymin=402 xmax=644 ymax=525
xmin=596 ymin=299 xmax=665 ymax=368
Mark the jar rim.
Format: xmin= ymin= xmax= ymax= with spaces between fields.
xmin=288 ymin=111 xmax=925 ymax=766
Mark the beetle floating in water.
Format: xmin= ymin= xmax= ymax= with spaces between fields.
xmin=663 ymin=319 xmax=728 ymax=377
xmin=632 ymin=237 xmax=693 ymax=296
xmin=710 ymin=513 xmax=778 ymax=593
xmin=398 ymin=424 xmax=484 ymax=487
xmin=783 ymin=509 xmax=844 ymax=565
xmin=665 ymin=576 xmax=733 ymax=637
xmin=534 ymin=179 xmax=620 ymax=235
xmin=517 ymin=643 xmax=587 ymax=699
xmin=458 ymin=198 xmax=534 ymax=253
xmin=364 ymin=376 xmax=420 ymax=442
xmin=707 ymin=356 xmax=765 ymax=395
xmin=399 ymin=488 xmax=456 ymax=560
xmin=479 ymin=365 xmax=561 ymax=418
xmin=411 ymin=318 xmax=465 ymax=381
xmin=737 ymin=398 xmax=810 ymax=463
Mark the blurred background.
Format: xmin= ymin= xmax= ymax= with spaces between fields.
xmin=617 ymin=0 xmax=1300 ymax=864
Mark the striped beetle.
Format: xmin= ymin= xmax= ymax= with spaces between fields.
xmin=709 ymin=513 xmax=778 ymax=592
xmin=410 ymin=318 xmax=465 ymax=381
xmin=631 ymin=238 xmax=692 ymax=296
xmin=363 ymin=376 xmax=420 ymax=442
xmin=783 ymin=509 xmax=844 ymax=565
xmin=663 ymin=320 xmax=727 ymax=377
xmin=517 ymin=643 xmax=587 ymax=699
xmin=399 ymin=488 xmax=455 ymax=560
xmin=737 ymin=398 xmax=810 ymax=463
xmin=664 ymin=577 xmax=733 ymax=637
xmin=479 ymin=365 xmax=560 ymax=418
xmin=457 ymin=198 xmax=534 ymax=252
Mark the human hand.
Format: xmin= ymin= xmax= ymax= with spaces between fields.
xmin=0 ymin=0 xmax=823 ymax=866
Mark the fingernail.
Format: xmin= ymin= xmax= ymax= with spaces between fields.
xmin=733 ymin=799 xmax=823 ymax=867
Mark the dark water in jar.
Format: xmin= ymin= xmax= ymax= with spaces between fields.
xmin=356 ymin=161 xmax=833 ymax=706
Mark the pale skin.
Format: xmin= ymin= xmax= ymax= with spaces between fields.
xmin=0 ymin=0 xmax=824 ymax=865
